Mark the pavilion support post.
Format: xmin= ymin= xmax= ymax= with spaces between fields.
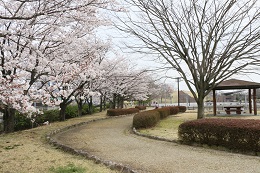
xmin=213 ymin=89 xmax=216 ymax=116
xmin=253 ymin=88 xmax=257 ymax=115
xmin=249 ymin=89 xmax=252 ymax=114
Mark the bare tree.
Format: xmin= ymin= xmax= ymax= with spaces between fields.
xmin=116 ymin=0 xmax=260 ymax=118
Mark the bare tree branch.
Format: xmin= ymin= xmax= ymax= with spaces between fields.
xmin=116 ymin=0 xmax=260 ymax=118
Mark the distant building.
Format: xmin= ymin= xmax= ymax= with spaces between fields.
xmin=178 ymin=91 xmax=196 ymax=103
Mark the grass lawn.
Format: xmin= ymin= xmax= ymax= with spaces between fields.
xmin=139 ymin=111 xmax=197 ymax=140
xmin=0 ymin=111 xmax=117 ymax=173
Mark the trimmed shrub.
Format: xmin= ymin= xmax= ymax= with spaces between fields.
xmin=156 ymin=107 xmax=171 ymax=119
xmin=107 ymin=108 xmax=139 ymax=116
xmin=133 ymin=110 xmax=160 ymax=129
xmin=135 ymin=106 xmax=146 ymax=110
xmin=178 ymin=106 xmax=187 ymax=112
xmin=164 ymin=106 xmax=179 ymax=115
xmin=178 ymin=118 xmax=260 ymax=152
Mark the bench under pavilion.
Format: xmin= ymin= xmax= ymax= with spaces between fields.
xmin=212 ymin=79 xmax=260 ymax=116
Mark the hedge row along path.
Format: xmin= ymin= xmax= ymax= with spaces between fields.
xmin=52 ymin=115 xmax=260 ymax=173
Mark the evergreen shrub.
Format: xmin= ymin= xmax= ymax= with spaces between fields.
xmin=13 ymin=104 xmax=96 ymax=131
xmin=133 ymin=110 xmax=160 ymax=129
xmin=65 ymin=105 xmax=78 ymax=119
xmin=178 ymin=118 xmax=260 ymax=152
xmin=14 ymin=113 xmax=31 ymax=131
xmin=36 ymin=109 xmax=60 ymax=124
xmin=81 ymin=104 xmax=89 ymax=115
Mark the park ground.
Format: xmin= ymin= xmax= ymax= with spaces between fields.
xmin=0 ymin=112 xmax=116 ymax=173
xmin=1 ymin=108 xmax=260 ymax=173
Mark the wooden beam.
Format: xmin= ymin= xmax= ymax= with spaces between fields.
xmin=213 ymin=90 xmax=216 ymax=116
xmin=249 ymin=89 xmax=252 ymax=114
xmin=253 ymin=88 xmax=257 ymax=115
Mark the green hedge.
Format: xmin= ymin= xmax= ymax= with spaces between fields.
xmin=35 ymin=109 xmax=60 ymax=124
xmin=178 ymin=118 xmax=260 ymax=153
xmin=14 ymin=113 xmax=32 ymax=131
xmin=65 ymin=105 xmax=78 ymax=119
xmin=133 ymin=110 xmax=160 ymax=129
xmin=107 ymin=108 xmax=139 ymax=116
xmin=14 ymin=104 xmax=92 ymax=131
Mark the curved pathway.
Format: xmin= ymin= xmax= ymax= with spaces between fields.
xmin=53 ymin=115 xmax=260 ymax=173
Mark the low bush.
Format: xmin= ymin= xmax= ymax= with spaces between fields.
xmin=178 ymin=118 xmax=260 ymax=153
xmin=164 ymin=106 xmax=179 ymax=115
xmin=132 ymin=106 xmax=184 ymax=129
xmin=35 ymin=109 xmax=60 ymax=124
xmin=133 ymin=110 xmax=160 ymax=129
xmin=14 ymin=113 xmax=32 ymax=131
xmin=81 ymin=104 xmax=89 ymax=115
xmin=135 ymin=106 xmax=146 ymax=110
xmin=13 ymin=104 xmax=98 ymax=131
xmin=65 ymin=105 xmax=78 ymax=119
xmin=156 ymin=108 xmax=171 ymax=119
xmin=107 ymin=108 xmax=139 ymax=116
xmin=178 ymin=106 xmax=187 ymax=112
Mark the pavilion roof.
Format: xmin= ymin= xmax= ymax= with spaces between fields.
xmin=214 ymin=79 xmax=260 ymax=90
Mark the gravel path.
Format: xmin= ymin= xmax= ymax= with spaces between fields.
xmin=53 ymin=115 xmax=260 ymax=173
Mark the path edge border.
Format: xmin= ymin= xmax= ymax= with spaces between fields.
xmin=132 ymin=127 xmax=179 ymax=144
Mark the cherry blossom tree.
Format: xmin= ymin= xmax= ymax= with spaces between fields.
xmin=95 ymin=56 xmax=152 ymax=109
xmin=0 ymin=0 xmax=115 ymax=132
xmin=42 ymin=38 xmax=109 ymax=120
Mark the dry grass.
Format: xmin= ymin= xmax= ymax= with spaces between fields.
xmin=0 ymin=111 xmax=117 ymax=173
xmin=139 ymin=111 xmax=197 ymax=140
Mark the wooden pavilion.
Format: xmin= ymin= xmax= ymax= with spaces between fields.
xmin=213 ymin=79 xmax=260 ymax=116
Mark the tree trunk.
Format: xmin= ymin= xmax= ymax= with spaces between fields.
xmin=119 ymin=96 xmax=124 ymax=109
xmin=99 ymin=95 xmax=103 ymax=112
xmin=112 ymin=93 xmax=116 ymax=109
xmin=103 ymin=95 xmax=107 ymax=110
xmin=77 ymin=99 xmax=83 ymax=117
xmin=59 ymin=102 xmax=67 ymax=121
xmin=3 ymin=106 xmax=16 ymax=133
xmin=88 ymin=96 xmax=93 ymax=115
xmin=117 ymin=95 xmax=120 ymax=109
xmin=197 ymin=96 xmax=205 ymax=119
